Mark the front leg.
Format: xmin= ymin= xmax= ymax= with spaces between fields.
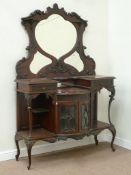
xmin=24 ymin=140 xmax=36 ymax=170
xmin=108 ymin=86 xmax=115 ymax=125
xmin=107 ymin=86 xmax=116 ymax=152
xmin=109 ymin=125 xmax=116 ymax=152
xmin=94 ymin=135 xmax=99 ymax=145
xmin=15 ymin=133 xmax=22 ymax=161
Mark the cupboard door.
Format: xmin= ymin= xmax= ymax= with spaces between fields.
xmin=58 ymin=101 xmax=78 ymax=134
xmin=80 ymin=100 xmax=90 ymax=131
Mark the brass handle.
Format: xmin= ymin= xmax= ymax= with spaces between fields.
xmin=42 ymin=87 xmax=46 ymax=90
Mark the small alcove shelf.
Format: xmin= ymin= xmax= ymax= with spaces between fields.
xmin=32 ymin=108 xmax=49 ymax=114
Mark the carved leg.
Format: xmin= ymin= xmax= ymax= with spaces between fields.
xmin=108 ymin=125 xmax=116 ymax=152
xmin=107 ymin=86 xmax=116 ymax=151
xmin=94 ymin=135 xmax=99 ymax=145
xmin=15 ymin=140 xmax=20 ymax=161
xmin=24 ymin=140 xmax=35 ymax=170
xmin=108 ymin=86 xmax=115 ymax=125
xmin=15 ymin=133 xmax=22 ymax=161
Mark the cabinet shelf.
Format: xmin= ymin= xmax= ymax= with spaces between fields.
xmin=91 ymin=121 xmax=110 ymax=130
xmin=17 ymin=121 xmax=110 ymax=140
xmin=57 ymin=121 xmax=111 ymax=137
xmin=18 ymin=128 xmax=56 ymax=140
xmin=32 ymin=108 xmax=49 ymax=114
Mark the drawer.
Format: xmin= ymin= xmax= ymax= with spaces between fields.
xmin=30 ymin=83 xmax=57 ymax=92
xmin=57 ymin=94 xmax=90 ymax=101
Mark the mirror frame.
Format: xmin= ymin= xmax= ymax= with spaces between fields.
xmin=16 ymin=3 xmax=95 ymax=79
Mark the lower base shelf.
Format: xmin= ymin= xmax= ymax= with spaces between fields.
xmin=15 ymin=120 xmax=116 ymax=170
xmin=17 ymin=128 xmax=56 ymax=140
xmin=16 ymin=128 xmax=56 ymax=141
xmin=91 ymin=121 xmax=111 ymax=130
xmin=16 ymin=121 xmax=112 ymax=141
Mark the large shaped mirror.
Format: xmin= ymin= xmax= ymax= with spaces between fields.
xmin=16 ymin=4 xmax=95 ymax=79
xmin=35 ymin=14 xmax=77 ymax=59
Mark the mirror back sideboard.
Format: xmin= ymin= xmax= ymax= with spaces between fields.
xmin=15 ymin=4 xmax=116 ymax=170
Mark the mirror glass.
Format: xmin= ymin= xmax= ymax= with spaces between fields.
xmin=30 ymin=51 xmax=52 ymax=74
xmin=64 ymin=52 xmax=84 ymax=72
xmin=35 ymin=14 xmax=77 ymax=59
xmin=30 ymin=51 xmax=84 ymax=74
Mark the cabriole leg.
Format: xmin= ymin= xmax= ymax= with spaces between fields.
xmin=25 ymin=140 xmax=35 ymax=170
xmin=109 ymin=125 xmax=116 ymax=152
xmin=94 ymin=135 xmax=99 ymax=145
xmin=15 ymin=133 xmax=22 ymax=161
xmin=107 ymin=86 xmax=116 ymax=151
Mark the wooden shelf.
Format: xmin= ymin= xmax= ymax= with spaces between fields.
xmin=32 ymin=108 xmax=49 ymax=114
xmin=91 ymin=121 xmax=110 ymax=130
xmin=18 ymin=121 xmax=111 ymax=140
xmin=18 ymin=128 xmax=56 ymax=140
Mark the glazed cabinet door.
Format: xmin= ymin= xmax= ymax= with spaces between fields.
xmin=79 ymin=100 xmax=90 ymax=131
xmin=58 ymin=101 xmax=78 ymax=134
